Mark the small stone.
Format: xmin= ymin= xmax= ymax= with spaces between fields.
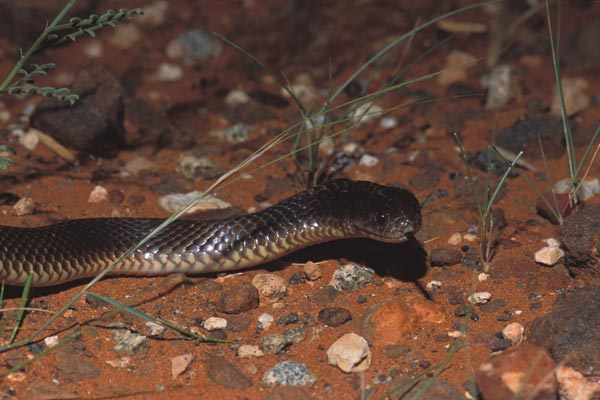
xmin=380 ymin=117 xmax=398 ymax=129
xmin=350 ymin=102 xmax=383 ymax=124
xmin=202 ymin=317 xmax=228 ymax=331
xmin=178 ymin=155 xmax=222 ymax=180
xmin=429 ymin=247 xmax=462 ymax=267
xmin=252 ymin=273 xmax=287 ymax=300
xmin=329 ymin=263 xmax=374 ymax=291
xmin=303 ymin=261 xmax=322 ymax=281
xmin=317 ymin=307 xmax=352 ymax=327
xmin=288 ymin=272 xmax=307 ymax=285
xmin=154 ymin=63 xmax=183 ymax=82
xmin=261 ymin=361 xmax=316 ymax=387
xmin=88 ymin=185 xmax=108 ymax=203
xmin=437 ymin=50 xmax=477 ymax=86
xmin=205 ymin=355 xmax=252 ymax=390
xmin=327 ymin=333 xmax=371 ymax=373
xmin=221 ymin=123 xmax=249 ymax=144
xmin=171 ymin=353 xmax=193 ymax=378
xmin=106 ymin=356 xmax=131 ymax=368
xmin=476 ymin=344 xmax=557 ymax=400
xmin=258 ymin=313 xmax=274 ymax=330
xmin=145 ymin=321 xmax=166 ymax=337
xmin=535 ymin=244 xmax=564 ymax=266
xmin=158 ymin=191 xmax=231 ymax=214
xmin=108 ymin=24 xmax=140 ymax=49
xmin=283 ymin=327 xmax=306 ymax=344
xmin=490 ymin=338 xmax=513 ymax=352
xmin=237 ymin=344 xmax=264 ymax=359
xmin=551 ymin=77 xmax=590 ymax=117
xmin=482 ymin=65 xmax=522 ymax=110
xmin=276 ymin=313 xmax=298 ymax=326
xmin=124 ymin=156 xmax=156 ymax=176
xmin=18 ymin=129 xmax=39 ymax=150
xmin=166 ymin=29 xmax=222 ymax=66
xmin=260 ymin=334 xmax=290 ymax=354
xmin=225 ymin=89 xmax=250 ymax=106
xmin=469 ymin=292 xmax=492 ymax=305
xmin=216 ymin=281 xmax=259 ymax=314
xmin=44 ymin=335 xmax=59 ymax=348
xmin=447 ymin=232 xmax=462 ymax=245
xmin=136 ymin=1 xmax=168 ymax=27
xmin=556 ymin=365 xmax=600 ymax=400
xmin=426 ymin=280 xmax=442 ymax=291
xmin=502 ymin=322 xmax=524 ymax=345
xmin=359 ymin=154 xmax=379 ymax=167
xmin=111 ymin=324 xmax=147 ymax=354
xmin=13 ymin=197 xmax=35 ymax=216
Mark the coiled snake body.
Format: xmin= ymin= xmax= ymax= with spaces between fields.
xmin=0 ymin=180 xmax=421 ymax=286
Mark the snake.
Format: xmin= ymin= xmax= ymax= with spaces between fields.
xmin=0 ymin=179 xmax=421 ymax=286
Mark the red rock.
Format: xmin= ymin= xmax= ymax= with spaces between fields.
xmin=476 ymin=343 xmax=557 ymax=400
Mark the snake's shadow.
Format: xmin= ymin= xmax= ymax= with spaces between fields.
xmin=278 ymin=236 xmax=428 ymax=281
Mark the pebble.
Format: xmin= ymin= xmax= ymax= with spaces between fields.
xmin=490 ymin=338 xmax=513 ymax=351
xmin=221 ymin=123 xmax=250 ymax=144
xmin=237 ymin=344 xmax=264 ymax=359
xmin=429 ymin=247 xmax=462 ymax=266
xmin=18 ymin=129 xmax=39 ymax=150
xmin=216 ymin=281 xmax=259 ymax=314
xmin=380 ymin=117 xmax=398 ymax=129
xmin=358 ymin=154 xmax=379 ymax=167
xmin=106 ymin=356 xmax=131 ymax=368
xmin=476 ymin=344 xmax=557 ymax=400
xmin=145 ymin=321 xmax=166 ymax=337
xmin=468 ymin=292 xmax=492 ymax=305
xmin=202 ymin=317 xmax=227 ymax=331
xmin=283 ymin=327 xmax=306 ymax=344
xmin=502 ymin=322 xmax=524 ymax=345
xmin=111 ymin=323 xmax=147 ymax=354
xmin=260 ymin=333 xmax=290 ymax=354
xmin=447 ymin=232 xmax=462 ymax=245
xmin=13 ymin=197 xmax=35 ymax=216
xmin=154 ymin=62 xmax=183 ymax=82
xmin=551 ymin=77 xmax=590 ymax=117
xmin=177 ymin=155 xmax=222 ymax=180
xmin=317 ymin=307 xmax=352 ymax=327
xmin=303 ymin=261 xmax=322 ymax=281
xmin=350 ymin=102 xmax=383 ymax=124
xmin=554 ymin=178 xmax=600 ymax=201
xmin=88 ymin=185 xmax=108 ymax=203
xmin=328 ymin=263 xmax=374 ymax=291
xmin=426 ymin=280 xmax=442 ymax=291
xmin=44 ymin=335 xmax=59 ymax=348
xmin=277 ymin=313 xmax=298 ymax=326
xmin=258 ymin=313 xmax=274 ymax=330
xmin=225 ymin=89 xmax=250 ymax=106
xmin=252 ymin=273 xmax=288 ymax=300
xmin=482 ymin=65 xmax=522 ymax=110
xmin=437 ymin=50 xmax=477 ymax=86
xmin=108 ymin=24 xmax=140 ymax=49
xmin=288 ymin=272 xmax=307 ymax=285
xmin=54 ymin=344 xmax=101 ymax=380
xmin=158 ymin=191 xmax=231 ymax=214
xmin=204 ymin=355 xmax=252 ymax=390
xmin=535 ymin=238 xmax=564 ymax=266
xmin=166 ymin=29 xmax=222 ymax=66
xmin=124 ymin=156 xmax=156 ymax=176
xmin=171 ymin=353 xmax=193 ymax=378
xmin=556 ymin=365 xmax=600 ymax=400
xmin=136 ymin=1 xmax=168 ymax=27
xmin=326 ymin=333 xmax=371 ymax=373
xmin=261 ymin=361 xmax=317 ymax=387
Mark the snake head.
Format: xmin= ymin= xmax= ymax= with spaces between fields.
xmin=343 ymin=181 xmax=422 ymax=243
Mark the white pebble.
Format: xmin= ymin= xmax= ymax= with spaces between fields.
xmin=225 ymin=89 xmax=250 ymax=106
xmin=202 ymin=317 xmax=227 ymax=331
xmin=83 ymin=41 xmax=103 ymax=58
xmin=88 ymin=185 xmax=108 ymax=203
xmin=258 ymin=313 xmax=274 ymax=330
xmin=44 ymin=335 xmax=59 ymax=348
xmin=155 ymin=63 xmax=183 ymax=82
xmin=171 ymin=353 xmax=193 ymax=378
xmin=145 ymin=321 xmax=166 ymax=337
xmin=426 ymin=280 xmax=442 ymax=290
xmin=535 ymin=245 xmax=564 ymax=266
xmin=478 ymin=273 xmax=489 ymax=281
xmin=502 ymin=322 xmax=524 ymax=344
xmin=157 ymin=191 xmax=231 ymax=214
xmin=326 ymin=333 xmax=371 ymax=373
xmin=468 ymin=292 xmax=492 ymax=304
xmin=448 ymin=232 xmax=462 ymax=245
xmin=359 ymin=154 xmax=379 ymax=167
xmin=19 ymin=129 xmax=39 ymax=150
xmin=463 ymin=233 xmax=478 ymax=242
xmin=13 ymin=197 xmax=35 ymax=216
xmin=379 ymin=117 xmax=398 ymax=129
xmin=237 ymin=344 xmax=264 ymax=359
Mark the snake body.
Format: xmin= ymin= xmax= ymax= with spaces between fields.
xmin=0 ymin=180 xmax=421 ymax=286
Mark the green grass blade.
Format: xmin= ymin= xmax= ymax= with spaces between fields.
xmin=8 ymin=273 xmax=33 ymax=344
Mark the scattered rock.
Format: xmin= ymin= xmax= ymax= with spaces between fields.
xmin=258 ymin=313 xmax=274 ymax=330
xmin=534 ymin=238 xmax=564 ymax=266
xmin=326 ymin=333 xmax=371 ymax=373
xmin=171 ymin=353 xmax=193 ymax=378
xmin=502 ymin=322 xmax=524 ymax=345
xmin=202 ymin=317 xmax=227 ymax=331
xmin=260 ymin=334 xmax=291 ymax=354
xmin=468 ymin=292 xmax=492 ymax=305
xmin=237 ymin=344 xmax=264 ymax=359
xmin=359 ymin=154 xmax=379 ymax=167
xmin=277 ymin=313 xmax=298 ymax=326
xmin=166 ymin=29 xmax=222 ymax=66
xmin=88 ymin=185 xmax=108 ymax=203
xmin=561 ymin=209 xmax=600 ymax=278
xmin=145 ymin=321 xmax=166 ymax=337
xmin=123 ymin=155 xmax=157 ymax=176
xmin=551 ymin=77 xmax=590 ymax=117
xmin=252 ymin=273 xmax=288 ymax=300
xmin=556 ymin=365 xmax=600 ymax=400
xmin=152 ymin=62 xmax=183 ymax=82
xmin=288 ymin=272 xmax=307 ymax=285
xmin=437 ymin=50 xmax=477 ymax=86
xmin=18 ymin=129 xmax=39 ymax=150
xmin=204 ymin=354 xmax=252 ymax=390
xmin=476 ymin=343 xmax=557 ymax=400
xmin=317 ymin=307 xmax=352 ymax=327
xmin=178 ymin=155 xmax=223 ymax=180
xmin=108 ymin=24 xmax=140 ymax=49
xmin=482 ymin=65 xmax=522 ymax=110
xmin=216 ymin=281 xmax=259 ymax=314
xmin=261 ymin=361 xmax=316 ymax=387
xmin=328 ymin=263 xmax=374 ymax=291
xmin=225 ymin=89 xmax=250 ymax=106
xmin=495 ymin=115 xmax=564 ymax=159
xmin=429 ymin=247 xmax=462 ymax=267
xmin=13 ymin=197 xmax=35 ymax=216
xmin=224 ymin=315 xmax=251 ymax=332
xmin=303 ymin=261 xmax=322 ymax=281
xmin=158 ymin=191 xmax=231 ymax=214
xmin=111 ymin=323 xmax=147 ymax=354
xmin=30 ymin=64 xmax=125 ymax=156
xmin=529 ymin=286 xmax=600 ymax=375
xmin=218 ymin=123 xmax=250 ymax=144
xmin=54 ymin=344 xmax=101 ymax=381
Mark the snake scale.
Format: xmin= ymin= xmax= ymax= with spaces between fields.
xmin=0 ymin=179 xmax=421 ymax=286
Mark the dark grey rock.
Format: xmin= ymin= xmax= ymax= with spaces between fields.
xmin=31 ymin=64 xmax=125 ymax=156
xmin=216 ymin=281 xmax=259 ymax=314
xmin=54 ymin=344 xmax=101 ymax=381
xmin=329 ymin=264 xmax=374 ymax=291
xmin=495 ymin=115 xmax=565 ymax=159
xmin=204 ymin=355 xmax=252 ymax=390
xmin=529 ymin=286 xmax=600 ymax=375
xmin=317 ymin=307 xmax=352 ymax=327
xmin=429 ymin=248 xmax=462 ymax=267
xmin=561 ymin=209 xmax=600 ymax=278
xmin=277 ymin=313 xmax=299 ymax=326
